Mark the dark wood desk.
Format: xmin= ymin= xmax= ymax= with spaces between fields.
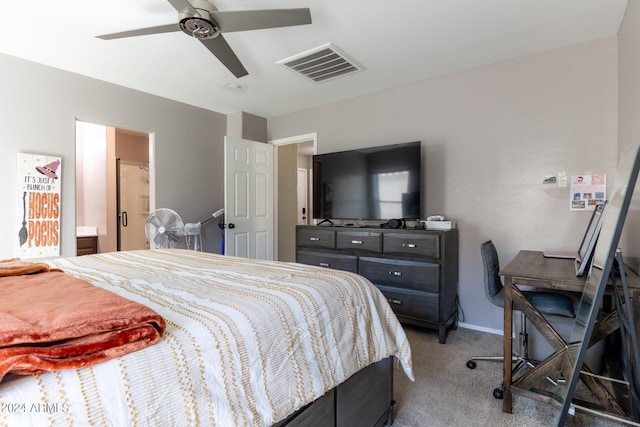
xmin=500 ymin=250 xmax=640 ymax=414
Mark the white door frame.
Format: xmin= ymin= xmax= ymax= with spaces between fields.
xmin=269 ymin=132 xmax=317 ymax=258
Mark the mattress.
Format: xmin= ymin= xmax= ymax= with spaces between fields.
xmin=0 ymin=249 xmax=413 ymax=427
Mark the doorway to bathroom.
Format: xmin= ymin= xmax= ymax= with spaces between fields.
xmin=75 ymin=120 xmax=152 ymax=254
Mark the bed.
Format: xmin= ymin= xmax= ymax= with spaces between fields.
xmin=0 ymin=249 xmax=413 ymax=427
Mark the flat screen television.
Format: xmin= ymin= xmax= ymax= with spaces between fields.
xmin=312 ymin=141 xmax=422 ymax=221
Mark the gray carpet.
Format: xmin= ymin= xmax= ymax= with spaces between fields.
xmin=392 ymin=326 xmax=626 ymax=427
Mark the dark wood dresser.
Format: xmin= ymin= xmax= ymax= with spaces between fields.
xmin=296 ymin=225 xmax=459 ymax=343
xmin=76 ymin=236 xmax=98 ymax=256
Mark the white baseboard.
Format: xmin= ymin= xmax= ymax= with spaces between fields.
xmin=457 ymin=322 xmax=504 ymax=336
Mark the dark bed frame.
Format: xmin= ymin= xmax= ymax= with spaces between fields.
xmin=273 ymin=357 xmax=394 ymax=427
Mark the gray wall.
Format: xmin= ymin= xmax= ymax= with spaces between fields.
xmin=227 ymin=111 xmax=268 ymax=143
xmin=0 ymin=53 xmax=227 ymax=258
xmin=268 ymin=38 xmax=619 ymax=332
xmin=276 ymin=143 xmax=298 ymax=262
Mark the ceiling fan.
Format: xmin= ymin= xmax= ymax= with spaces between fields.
xmin=97 ymin=0 xmax=311 ymax=78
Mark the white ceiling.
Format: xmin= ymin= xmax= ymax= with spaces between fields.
xmin=0 ymin=0 xmax=628 ymax=118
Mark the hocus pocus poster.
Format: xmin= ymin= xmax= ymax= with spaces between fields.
xmin=16 ymin=153 xmax=62 ymax=258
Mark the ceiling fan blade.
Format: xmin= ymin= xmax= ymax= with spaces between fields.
xmin=97 ymin=24 xmax=181 ymax=40
xmin=166 ymin=0 xmax=198 ymax=15
xmin=200 ymin=35 xmax=248 ymax=78
xmin=211 ymin=9 xmax=311 ymax=33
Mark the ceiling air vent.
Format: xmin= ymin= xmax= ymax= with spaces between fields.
xmin=277 ymin=43 xmax=364 ymax=83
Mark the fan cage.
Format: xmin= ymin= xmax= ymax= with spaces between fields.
xmin=145 ymin=208 xmax=185 ymax=250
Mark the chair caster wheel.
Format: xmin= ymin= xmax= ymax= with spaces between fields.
xmin=493 ymin=388 xmax=503 ymax=400
xmin=466 ymin=360 xmax=476 ymax=369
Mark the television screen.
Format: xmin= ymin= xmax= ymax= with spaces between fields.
xmin=312 ymin=141 xmax=421 ymax=220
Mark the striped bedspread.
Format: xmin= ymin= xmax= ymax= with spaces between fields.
xmin=0 ymin=249 xmax=413 ymax=427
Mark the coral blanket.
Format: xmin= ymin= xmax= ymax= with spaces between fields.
xmin=0 ymin=258 xmax=165 ymax=380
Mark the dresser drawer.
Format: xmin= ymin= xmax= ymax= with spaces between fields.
xmin=336 ymin=231 xmax=382 ymax=253
xmin=297 ymin=228 xmax=336 ymax=250
xmin=359 ymin=257 xmax=439 ymax=292
xmin=383 ymin=232 xmax=440 ymax=259
xmin=296 ymin=250 xmax=358 ymax=273
xmin=377 ymin=286 xmax=439 ymax=323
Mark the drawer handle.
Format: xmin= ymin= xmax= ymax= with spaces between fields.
xmin=388 ymin=298 xmax=403 ymax=305
xmin=309 ymin=237 xmax=320 ymax=241
xmin=403 ymin=243 xmax=416 ymax=248
xmin=388 ymin=271 xmax=402 ymax=276
xmin=351 ymin=240 xmax=363 ymax=245
xmin=319 ymin=262 xmax=330 ymax=267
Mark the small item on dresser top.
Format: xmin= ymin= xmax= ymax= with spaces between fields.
xmin=422 ymin=215 xmax=456 ymax=230
xmin=380 ymin=218 xmax=405 ymax=229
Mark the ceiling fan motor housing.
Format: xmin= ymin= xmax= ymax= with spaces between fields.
xmin=179 ymin=0 xmax=220 ymax=39
xmin=179 ymin=16 xmax=220 ymax=39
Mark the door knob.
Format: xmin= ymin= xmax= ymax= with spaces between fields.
xmin=228 ymin=223 xmax=235 ymax=229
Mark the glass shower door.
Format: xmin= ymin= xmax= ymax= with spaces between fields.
xmin=117 ymin=160 xmax=149 ymax=251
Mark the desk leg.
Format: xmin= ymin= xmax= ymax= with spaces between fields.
xmin=503 ymin=276 xmax=513 ymax=413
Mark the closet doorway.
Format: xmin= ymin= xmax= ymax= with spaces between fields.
xmin=75 ymin=121 xmax=153 ymax=254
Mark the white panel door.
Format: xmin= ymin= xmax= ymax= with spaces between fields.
xmin=224 ymin=137 xmax=274 ymax=260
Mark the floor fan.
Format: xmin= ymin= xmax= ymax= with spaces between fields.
xmin=145 ymin=207 xmax=222 ymax=251
xmin=145 ymin=208 xmax=186 ymax=249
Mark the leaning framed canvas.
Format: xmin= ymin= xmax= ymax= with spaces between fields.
xmin=16 ymin=153 xmax=62 ymax=258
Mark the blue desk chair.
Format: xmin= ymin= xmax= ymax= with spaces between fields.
xmin=466 ymin=240 xmax=576 ymax=399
